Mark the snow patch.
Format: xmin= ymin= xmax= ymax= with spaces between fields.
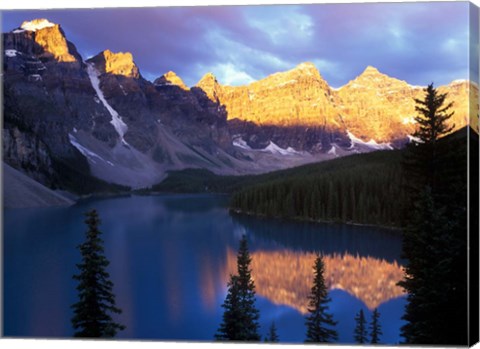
xmin=408 ymin=84 xmax=426 ymax=89
xmin=20 ymin=19 xmax=55 ymax=32
xmin=407 ymin=135 xmax=422 ymax=143
xmin=451 ymin=79 xmax=467 ymax=85
xmin=233 ymin=137 xmax=252 ymax=150
xmin=349 ymin=83 xmax=364 ymax=89
xmin=347 ymin=131 xmax=393 ymax=150
xmin=327 ymin=145 xmax=337 ymax=155
xmin=263 ymin=142 xmax=301 ymax=155
xmin=402 ymin=116 xmax=416 ymax=125
xmin=69 ymin=134 xmax=114 ymax=166
xmin=29 ymin=74 xmax=42 ymax=81
xmin=277 ymin=79 xmax=297 ymax=87
xmin=5 ymin=49 xmax=18 ymax=57
xmin=87 ymin=63 xmax=128 ymax=143
xmin=119 ymin=84 xmax=128 ymax=96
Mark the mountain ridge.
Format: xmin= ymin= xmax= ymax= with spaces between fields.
xmin=2 ymin=18 xmax=475 ymax=194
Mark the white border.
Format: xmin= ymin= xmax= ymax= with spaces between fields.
xmin=1 ymin=1 xmax=479 ymax=349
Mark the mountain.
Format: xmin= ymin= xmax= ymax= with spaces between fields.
xmin=3 ymin=20 xmax=248 ymax=190
xmin=199 ymin=63 xmax=473 ymax=152
xmin=196 ymin=62 xmax=349 ymax=152
xmin=336 ymin=67 xmax=474 ymax=146
xmin=2 ymin=18 xmax=474 ymax=196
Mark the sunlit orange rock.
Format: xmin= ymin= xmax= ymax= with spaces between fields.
xmin=197 ymin=62 xmax=344 ymax=129
xmin=437 ymin=80 xmax=478 ymax=134
xmin=89 ymin=49 xmax=140 ymax=78
xmin=195 ymin=63 xmax=471 ymax=145
xmin=154 ymin=71 xmax=189 ymax=90
xmin=17 ymin=19 xmax=78 ymax=63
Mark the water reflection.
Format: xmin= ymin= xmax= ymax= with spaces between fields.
xmin=224 ymin=249 xmax=405 ymax=313
xmin=4 ymin=194 xmax=405 ymax=343
xmin=232 ymin=213 xmax=404 ymax=264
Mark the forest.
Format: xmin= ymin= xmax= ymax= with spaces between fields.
xmin=229 ymin=150 xmax=406 ymax=227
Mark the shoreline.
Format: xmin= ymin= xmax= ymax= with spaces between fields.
xmin=229 ymin=208 xmax=403 ymax=232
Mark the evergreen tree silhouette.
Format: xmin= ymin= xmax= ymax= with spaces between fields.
xmin=215 ymin=235 xmax=260 ymax=341
xmin=265 ymin=321 xmax=279 ymax=342
xmin=369 ymin=308 xmax=382 ymax=344
xmin=71 ymin=209 xmax=125 ymax=338
xmin=353 ymin=309 xmax=368 ymax=344
xmin=305 ymin=253 xmax=337 ymax=343
xmin=399 ymin=83 xmax=467 ymax=345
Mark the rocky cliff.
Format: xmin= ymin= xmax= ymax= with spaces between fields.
xmin=194 ymin=63 xmax=473 ymax=151
xmin=3 ymin=19 xmax=243 ymax=190
xmin=196 ymin=62 xmax=349 ymax=151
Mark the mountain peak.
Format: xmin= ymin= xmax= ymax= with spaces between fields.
xmin=362 ymin=66 xmax=381 ymax=75
xmin=196 ymin=72 xmax=219 ymax=89
xmin=154 ymin=71 xmax=189 ymax=90
xmin=19 ymin=19 xmax=56 ymax=32
xmin=343 ymin=65 xmax=410 ymax=92
xmin=195 ymin=72 xmax=221 ymax=101
xmin=10 ymin=18 xmax=78 ymax=63
xmin=88 ymin=50 xmax=140 ymax=78
xmin=198 ymin=72 xmax=218 ymax=83
xmin=295 ymin=61 xmax=317 ymax=71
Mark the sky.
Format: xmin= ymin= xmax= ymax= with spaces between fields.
xmin=1 ymin=2 xmax=477 ymax=88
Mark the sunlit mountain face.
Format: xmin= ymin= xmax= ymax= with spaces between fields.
xmin=224 ymin=248 xmax=405 ymax=314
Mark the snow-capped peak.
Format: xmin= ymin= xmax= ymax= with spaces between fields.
xmin=20 ymin=19 xmax=56 ymax=32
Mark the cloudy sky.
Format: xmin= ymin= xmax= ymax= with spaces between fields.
xmin=1 ymin=2 xmax=477 ymax=87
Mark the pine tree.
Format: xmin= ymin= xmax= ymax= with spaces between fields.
xmin=369 ymin=308 xmax=382 ymax=344
xmin=71 ymin=209 xmax=125 ymax=338
xmin=264 ymin=321 xmax=279 ymax=342
xmin=215 ymin=235 xmax=260 ymax=341
xmin=305 ymin=253 xmax=338 ymax=343
xmin=353 ymin=309 xmax=368 ymax=344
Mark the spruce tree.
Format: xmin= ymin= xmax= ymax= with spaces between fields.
xmin=265 ymin=321 xmax=279 ymax=342
xmin=215 ymin=235 xmax=260 ymax=341
xmin=400 ymin=83 xmax=467 ymax=345
xmin=369 ymin=308 xmax=382 ymax=344
xmin=305 ymin=253 xmax=338 ymax=343
xmin=71 ymin=209 xmax=125 ymax=338
xmin=215 ymin=275 xmax=243 ymax=341
xmin=405 ymin=83 xmax=454 ymax=194
xmin=353 ymin=309 xmax=368 ymax=344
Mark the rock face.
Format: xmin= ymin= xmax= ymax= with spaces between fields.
xmin=88 ymin=49 xmax=140 ymax=78
xmin=336 ymin=66 xmax=418 ymax=144
xmin=196 ymin=62 xmax=349 ymax=151
xmin=3 ymin=18 xmax=474 ymax=193
xmin=194 ymin=63 xmax=472 ymax=151
xmin=154 ymin=71 xmax=189 ymax=90
xmin=3 ymin=20 xmax=110 ymax=190
xmin=3 ymin=20 xmax=243 ymax=190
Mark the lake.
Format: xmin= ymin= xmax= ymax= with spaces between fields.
xmin=3 ymin=194 xmax=406 ymax=343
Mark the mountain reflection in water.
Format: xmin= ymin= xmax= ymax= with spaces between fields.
xmin=224 ymin=248 xmax=405 ymax=313
xmin=4 ymin=195 xmax=405 ymax=342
